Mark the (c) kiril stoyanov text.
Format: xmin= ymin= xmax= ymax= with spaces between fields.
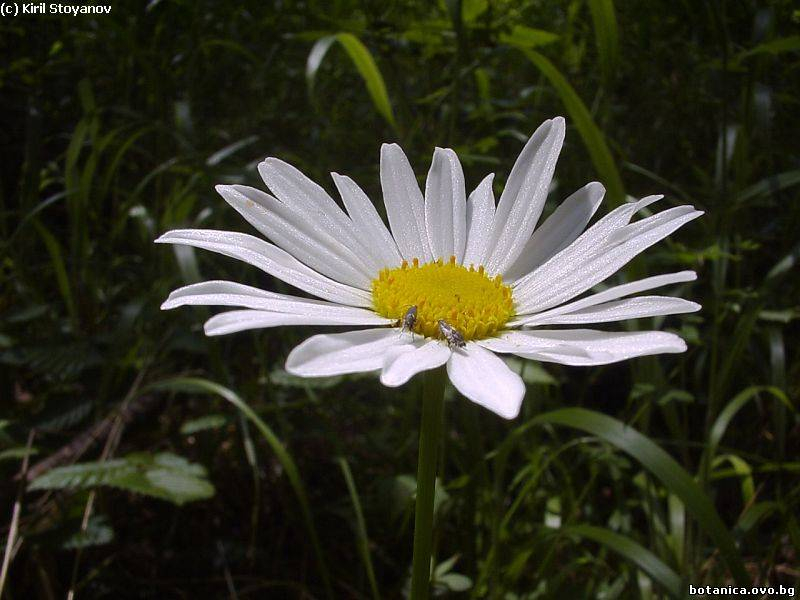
xmin=12 ymin=3 xmax=111 ymax=15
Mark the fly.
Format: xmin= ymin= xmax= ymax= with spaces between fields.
xmin=398 ymin=305 xmax=418 ymax=336
xmin=438 ymin=319 xmax=466 ymax=348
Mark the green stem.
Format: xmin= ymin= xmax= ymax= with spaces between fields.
xmin=410 ymin=367 xmax=446 ymax=600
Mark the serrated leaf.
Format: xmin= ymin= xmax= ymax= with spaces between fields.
xmin=35 ymin=399 xmax=93 ymax=431
xmin=61 ymin=515 xmax=114 ymax=550
xmin=29 ymin=452 xmax=215 ymax=506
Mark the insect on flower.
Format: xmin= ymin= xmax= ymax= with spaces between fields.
xmin=398 ymin=305 xmax=418 ymax=335
xmin=438 ymin=319 xmax=466 ymax=349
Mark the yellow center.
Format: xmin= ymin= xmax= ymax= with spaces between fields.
xmin=372 ymin=256 xmax=514 ymax=341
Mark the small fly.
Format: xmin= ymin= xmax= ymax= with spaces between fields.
xmin=438 ymin=319 xmax=466 ymax=349
xmin=398 ymin=305 xmax=418 ymax=336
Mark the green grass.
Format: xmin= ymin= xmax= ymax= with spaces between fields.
xmin=1 ymin=1 xmax=798 ymax=597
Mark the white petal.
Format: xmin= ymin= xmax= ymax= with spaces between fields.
xmin=513 ymin=271 xmax=697 ymax=325
xmin=331 ymin=173 xmax=402 ymax=269
xmin=479 ymin=329 xmax=687 ymax=366
xmin=380 ymin=143 xmax=432 ymax=262
xmin=425 ymin=148 xmax=467 ymax=263
xmin=462 ymin=174 xmax=496 ymax=268
xmin=204 ymin=309 xmax=390 ymax=336
xmin=608 ymin=205 xmax=698 ymax=246
xmin=155 ymin=229 xmax=372 ymax=308
xmin=518 ymin=296 xmax=700 ymax=325
xmin=504 ymin=181 xmax=605 ymax=281
xmin=162 ymin=280 xmax=390 ymax=320
xmin=513 ymin=194 xmax=663 ymax=294
xmin=380 ymin=340 xmax=451 ymax=387
xmin=286 ymin=328 xmax=407 ymax=377
xmin=216 ymin=185 xmax=373 ymax=289
xmin=258 ymin=159 xmax=384 ymax=274
xmin=514 ymin=207 xmax=703 ymax=314
xmin=485 ymin=117 xmax=566 ymax=276
xmin=446 ymin=343 xmax=525 ymax=419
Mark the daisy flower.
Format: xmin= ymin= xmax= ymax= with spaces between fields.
xmin=157 ymin=117 xmax=701 ymax=419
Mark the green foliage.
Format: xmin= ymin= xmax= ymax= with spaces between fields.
xmin=308 ymin=33 xmax=398 ymax=130
xmin=528 ymin=408 xmax=748 ymax=585
xmin=179 ymin=414 xmax=227 ymax=435
xmin=562 ymin=524 xmax=681 ymax=597
xmin=518 ymin=48 xmax=627 ymax=206
xmin=29 ymin=452 xmax=215 ymax=506
xmin=1 ymin=0 xmax=798 ymax=597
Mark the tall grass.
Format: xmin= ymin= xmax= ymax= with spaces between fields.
xmin=1 ymin=1 xmax=798 ymax=597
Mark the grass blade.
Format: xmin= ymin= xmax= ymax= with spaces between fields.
xmin=149 ymin=377 xmax=333 ymax=598
xmin=587 ymin=0 xmax=619 ymax=87
xmin=306 ymin=33 xmax=397 ymax=131
xmin=562 ymin=524 xmax=682 ymax=597
xmin=705 ymin=386 xmax=792 ymax=469
xmin=734 ymin=169 xmax=800 ymax=205
xmin=518 ymin=49 xmax=626 ymax=205
xmin=32 ymin=220 xmax=77 ymax=327
xmin=337 ymin=457 xmax=381 ymax=600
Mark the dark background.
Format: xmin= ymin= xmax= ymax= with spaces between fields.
xmin=1 ymin=1 xmax=798 ymax=598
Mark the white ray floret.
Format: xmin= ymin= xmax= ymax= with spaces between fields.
xmin=157 ymin=117 xmax=701 ymax=420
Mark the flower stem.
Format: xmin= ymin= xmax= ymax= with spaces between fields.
xmin=410 ymin=366 xmax=446 ymax=600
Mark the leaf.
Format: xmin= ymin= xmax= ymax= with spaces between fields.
xmin=306 ymin=33 xmax=397 ymax=130
xmin=29 ymin=452 xmax=215 ymax=506
xmin=35 ymin=399 xmax=93 ymax=431
xmin=587 ymin=0 xmax=619 ymax=86
xmin=435 ymin=572 xmax=472 ymax=593
xmin=712 ymin=454 xmax=754 ymax=504
xmin=527 ymin=408 xmax=750 ymax=586
xmin=61 ymin=515 xmax=114 ymax=550
xmin=205 ymin=135 xmax=259 ymax=167
xmin=736 ymin=501 xmax=779 ymax=535
xmin=15 ymin=343 xmax=102 ymax=381
xmin=562 ymin=524 xmax=682 ymax=597
xmin=735 ymin=169 xmax=800 ymax=205
xmin=461 ymin=0 xmax=488 ymax=23
xmin=32 ymin=220 xmax=77 ymax=325
xmin=0 ymin=447 xmax=39 ymax=462
xmin=517 ymin=49 xmax=626 ymax=206
xmin=499 ymin=25 xmax=559 ymax=49
xmin=433 ymin=555 xmax=473 ymax=593
xmin=765 ymin=241 xmax=800 ymax=282
xmin=706 ymin=386 xmax=792 ymax=464
xmin=737 ymin=35 xmax=800 ymax=60
xmin=180 ymin=414 xmax=227 ymax=435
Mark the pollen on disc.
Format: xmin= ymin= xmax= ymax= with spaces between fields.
xmin=371 ymin=257 xmax=514 ymax=341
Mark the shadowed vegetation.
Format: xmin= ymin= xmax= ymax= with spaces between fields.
xmin=1 ymin=1 xmax=798 ymax=597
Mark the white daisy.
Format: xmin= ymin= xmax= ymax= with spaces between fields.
xmin=156 ymin=117 xmax=701 ymax=419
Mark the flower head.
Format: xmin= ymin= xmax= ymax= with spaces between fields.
xmin=157 ymin=117 xmax=701 ymax=419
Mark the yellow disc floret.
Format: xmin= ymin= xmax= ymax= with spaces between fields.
xmin=372 ymin=256 xmax=514 ymax=341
